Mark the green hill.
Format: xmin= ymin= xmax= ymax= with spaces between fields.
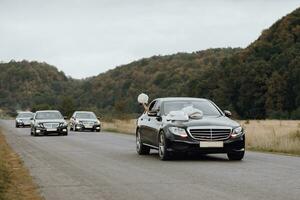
xmin=0 ymin=7 xmax=299 ymax=119
xmin=0 ymin=60 xmax=77 ymax=115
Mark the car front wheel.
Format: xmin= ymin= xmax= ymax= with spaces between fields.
xmin=158 ymin=132 xmax=171 ymax=160
xmin=136 ymin=130 xmax=150 ymax=155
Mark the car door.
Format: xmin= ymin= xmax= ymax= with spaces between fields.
xmin=148 ymin=101 xmax=162 ymax=146
xmin=139 ymin=100 xmax=156 ymax=145
xmin=145 ymin=100 xmax=162 ymax=146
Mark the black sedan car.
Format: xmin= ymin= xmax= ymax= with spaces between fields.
xmin=136 ymin=97 xmax=245 ymax=160
xmin=31 ymin=110 xmax=68 ymax=136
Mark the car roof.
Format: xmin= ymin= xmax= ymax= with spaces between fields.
xmin=155 ymin=97 xmax=209 ymax=102
xmin=74 ymin=111 xmax=94 ymax=114
xmin=35 ymin=110 xmax=60 ymax=113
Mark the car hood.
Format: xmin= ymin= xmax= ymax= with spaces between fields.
xmin=77 ymin=118 xmax=98 ymax=122
xmin=164 ymin=116 xmax=240 ymax=128
xmin=16 ymin=117 xmax=32 ymax=120
xmin=35 ymin=119 xmax=66 ymax=124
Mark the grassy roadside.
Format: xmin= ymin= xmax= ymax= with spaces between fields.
xmin=240 ymin=120 xmax=300 ymax=156
xmin=0 ymin=129 xmax=43 ymax=200
xmin=102 ymin=119 xmax=300 ymax=156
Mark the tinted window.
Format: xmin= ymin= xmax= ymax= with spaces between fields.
xmin=148 ymin=101 xmax=157 ymax=112
xmin=75 ymin=113 xmax=96 ymax=119
xmin=163 ymin=100 xmax=221 ymax=116
xmin=35 ymin=112 xmax=63 ymax=119
xmin=17 ymin=113 xmax=33 ymax=118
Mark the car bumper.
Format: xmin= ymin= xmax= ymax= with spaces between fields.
xmin=16 ymin=121 xmax=31 ymax=127
xmin=75 ymin=124 xmax=101 ymax=131
xmin=35 ymin=126 xmax=68 ymax=135
xmin=166 ymin=135 xmax=245 ymax=154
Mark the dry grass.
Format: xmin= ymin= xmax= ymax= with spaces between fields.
xmin=103 ymin=119 xmax=300 ymax=155
xmin=240 ymin=120 xmax=300 ymax=155
xmin=0 ymin=129 xmax=43 ymax=200
xmin=102 ymin=119 xmax=136 ymax=134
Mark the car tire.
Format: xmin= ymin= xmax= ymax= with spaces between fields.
xmin=158 ymin=131 xmax=172 ymax=161
xmin=227 ymin=151 xmax=245 ymax=161
xmin=136 ymin=129 xmax=150 ymax=155
xmin=16 ymin=124 xmax=19 ymax=128
xmin=96 ymin=129 xmax=100 ymax=132
xmin=64 ymin=132 xmax=68 ymax=136
xmin=33 ymin=129 xmax=37 ymax=137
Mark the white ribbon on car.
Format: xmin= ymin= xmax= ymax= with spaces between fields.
xmin=166 ymin=105 xmax=203 ymax=121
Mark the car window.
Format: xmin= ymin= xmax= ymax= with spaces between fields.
xmin=75 ymin=113 xmax=96 ymax=119
xmin=152 ymin=101 xmax=160 ymax=111
xmin=35 ymin=112 xmax=63 ymax=120
xmin=17 ymin=113 xmax=33 ymax=118
xmin=163 ymin=100 xmax=221 ymax=116
xmin=148 ymin=101 xmax=157 ymax=112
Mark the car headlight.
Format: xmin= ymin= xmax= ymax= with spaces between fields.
xmin=94 ymin=120 xmax=100 ymax=125
xmin=231 ymin=126 xmax=243 ymax=138
xmin=17 ymin=119 xmax=23 ymax=123
xmin=168 ymin=127 xmax=188 ymax=137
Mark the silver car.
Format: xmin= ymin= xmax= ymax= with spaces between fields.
xmin=15 ymin=111 xmax=33 ymax=128
xmin=69 ymin=111 xmax=101 ymax=132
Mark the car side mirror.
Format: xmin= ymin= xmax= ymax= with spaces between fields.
xmin=30 ymin=117 xmax=33 ymax=120
xmin=64 ymin=116 xmax=68 ymax=120
xmin=156 ymin=116 xmax=162 ymax=121
xmin=224 ymin=110 xmax=232 ymax=117
xmin=97 ymin=116 xmax=101 ymax=120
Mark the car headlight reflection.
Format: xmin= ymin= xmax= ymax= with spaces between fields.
xmin=36 ymin=123 xmax=44 ymax=128
xmin=169 ymin=127 xmax=188 ymax=137
xmin=60 ymin=122 xmax=68 ymax=127
xmin=231 ymin=126 xmax=243 ymax=138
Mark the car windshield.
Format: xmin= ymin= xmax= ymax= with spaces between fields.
xmin=17 ymin=113 xmax=33 ymax=118
xmin=75 ymin=113 xmax=96 ymax=119
xmin=35 ymin=112 xmax=63 ymax=120
xmin=163 ymin=100 xmax=221 ymax=116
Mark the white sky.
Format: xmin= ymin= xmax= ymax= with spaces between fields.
xmin=0 ymin=0 xmax=299 ymax=78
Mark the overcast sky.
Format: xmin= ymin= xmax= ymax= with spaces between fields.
xmin=0 ymin=0 xmax=299 ymax=78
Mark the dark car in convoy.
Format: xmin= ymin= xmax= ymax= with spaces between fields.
xmin=15 ymin=111 xmax=33 ymax=128
xmin=136 ymin=97 xmax=245 ymax=160
xmin=31 ymin=110 xmax=68 ymax=136
xmin=69 ymin=111 xmax=101 ymax=132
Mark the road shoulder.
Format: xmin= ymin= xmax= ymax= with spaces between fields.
xmin=0 ymin=128 xmax=43 ymax=200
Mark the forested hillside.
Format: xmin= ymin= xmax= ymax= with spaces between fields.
xmin=208 ymin=7 xmax=300 ymax=119
xmin=0 ymin=7 xmax=299 ymax=119
xmin=0 ymin=61 xmax=78 ymax=116
xmin=79 ymin=48 xmax=240 ymax=115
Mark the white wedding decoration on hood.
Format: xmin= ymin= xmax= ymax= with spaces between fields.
xmin=166 ymin=105 xmax=203 ymax=121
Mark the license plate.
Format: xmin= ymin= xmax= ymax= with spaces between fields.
xmin=85 ymin=125 xmax=93 ymax=128
xmin=200 ymin=141 xmax=223 ymax=148
xmin=47 ymin=128 xmax=57 ymax=132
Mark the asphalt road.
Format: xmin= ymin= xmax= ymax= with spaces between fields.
xmin=0 ymin=120 xmax=299 ymax=200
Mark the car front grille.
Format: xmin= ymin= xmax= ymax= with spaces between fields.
xmin=82 ymin=121 xmax=94 ymax=127
xmin=43 ymin=123 xmax=59 ymax=129
xmin=188 ymin=127 xmax=231 ymax=141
